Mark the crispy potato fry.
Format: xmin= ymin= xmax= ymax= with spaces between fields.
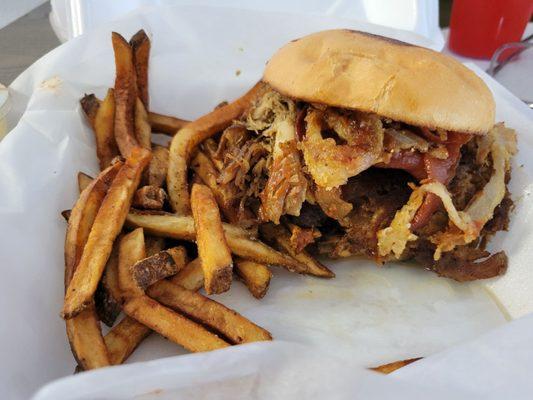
xmin=170 ymin=257 xmax=204 ymax=291
xmin=61 ymin=209 xmax=72 ymax=222
xmin=370 ymin=358 xmax=422 ymax=374
xmin=101 ymin=238 xmax=152 ymax=362
xmin=167 ymin=82 xmax=265 ymax=214
xmin=104 ymin=315 xmax=151 ymax=365
xmin=148 ymin=280 xmax=271 ymax=344
xmin=118 ymin=228 xmax=146 ymax=298
xmin=64 ymin=163 xmax=122 ymax=370
xmin=100 ymin=311 xmax=148 ymax=367
xmin=62 ymin=148 xmax=151 ymax=319
xmin=81 ymin=90 xmax=120 ymax=169
xmin=129 ymin=29 xmax=150 ymax=108
xmin=103 ymin=243 xmax=185 ymax=365
xmin=125 ymin=211 xmax=308 ymax=273
xmin=65 ymin=163 xmax=122 ymax=288
xmin=67 ymin=306 xmax=109 ymax=370
xmin=148 ymin=112 xmax=189 ymax=135
xmin=123 ymin=295 xmax=230 ymax=352
xmin=261 ymin=225 xmax=335 ymax=278
xmin=77 ymin=172 xmax=93 ymax=193
xmin=94 ymin=235 xmax=124 ymax=327
xmin=95 ymin=89 xmax=120 ymax=169
xmin=131 ymin=247 xmax=186 ymax=290
xmin=191 ymin=151 xmax=237 ymax=222
xmin=146 ymin=145 xmax=169 ymax=187
xmin=134 ymin=97 xmax=152 ymax=150
xmin=235 ymin=259 xmax=272 ymax=299
xmin=94 ymin=280 xmax=121 ymax=327
xmin=112 ymin=32 xmax=140 ymax=158
xmin=145 ymin=236 xmax=166 ymax=256
xmin=102 ymin=239 xmax=122 ymax=304
xmin=80 ymin=94 xmax=99 ymax=126
xmin=133 ymin=185 xmax=167 ymax=210
xmin=201 ymin=138 xmax=224 ymax=171
xmin=191 ymin=184 xmax=233 ymax=294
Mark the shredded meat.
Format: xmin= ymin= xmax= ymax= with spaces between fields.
xmin=414 ymin=241 xmax=508 ymax=281
xmin=200 ymin=86 xmax=514 ymax=282
xmin=316 ymin=169 xmax=413 ymax=258
xmin=260 ymin=141 xmax=308 ymax=223
xmin=287 ymin=224 xmax=321 ymax=253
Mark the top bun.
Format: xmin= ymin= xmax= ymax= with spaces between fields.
xmin=263 ymin=30 xmax=495 ymax=134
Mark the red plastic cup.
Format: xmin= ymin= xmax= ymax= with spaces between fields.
xmin=449 ymin=0 xmax=533 ymax=59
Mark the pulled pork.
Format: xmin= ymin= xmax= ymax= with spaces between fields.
xmin=199 ymin=86 xmax=516 ymax=281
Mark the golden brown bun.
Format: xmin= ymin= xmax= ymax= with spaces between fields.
xmin=263 ymin=30 xmax=495 ymax=134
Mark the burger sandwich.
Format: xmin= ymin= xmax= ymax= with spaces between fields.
xmin=183 ymin=30 xmax=517 ymax=282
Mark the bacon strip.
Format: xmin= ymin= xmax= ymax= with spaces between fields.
xmin=377 ymin=131 xmax=471 ymax=229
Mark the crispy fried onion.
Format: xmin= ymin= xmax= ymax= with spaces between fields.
xmin=378 ymin=123 xmax=516 ymax=260
xmin=384 ymin=128 xmax=429 ymax=153
xmin=301 ymin=109 xmax=384 ymax=188
xmin=247 ymin=90 xmax=307 ymax=224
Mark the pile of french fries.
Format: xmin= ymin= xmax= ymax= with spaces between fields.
xmin=60 ymin=30 xmax=336 ymax=371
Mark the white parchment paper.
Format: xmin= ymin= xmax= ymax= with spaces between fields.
xmin=0 ymin=5 xmax=532 ymax=400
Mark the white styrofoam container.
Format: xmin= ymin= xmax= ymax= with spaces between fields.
xmin=49 ymin=0 xmax=444 ymax=49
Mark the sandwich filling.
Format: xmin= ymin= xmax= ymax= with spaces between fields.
xmin=197 ymin=86 xmax=517 ymax=281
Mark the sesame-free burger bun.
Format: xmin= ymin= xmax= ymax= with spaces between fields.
xmin=263 ymin=30 xmax=495 ymax=134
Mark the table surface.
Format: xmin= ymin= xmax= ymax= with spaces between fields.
xmin=0 ymin=1 xmax=59 ymax=85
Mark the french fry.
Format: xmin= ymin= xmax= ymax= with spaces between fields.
xmin=77 ymin=172 xmax=93 ymax=193
xmin=67 ymin=307 xmax=109 ymax=370
xmin=235 ymin=259 xmax=272 ymax=299
xmin=146 ymin=145 xmax=168 ymax=187
xmin=191 ymin=184 xmax=233 ymax=294
xmin=129 ymin=29 xmax=150 ymax=109
xmin=134 ymin=97 xmax=152 ymax=150
xmin=62 ymin=147 xmax=151 ymax=319
xmin=202 ymin=138 xmax=224 ymax=171
xmin=125 ymin=211 xmax=309 ymax=273
xmin=170 ymin=257 xmax=204 ymax=291
xmin=118 ymin=228 xmax=146 ymax=298
xmin=191 ymin=151 xmax=237 ymax=222
xmin=102 ymin=239 xmax=122 ymax=304
xmin=145 ymin=235 xmax=166 ymax=256
xmin=65 ymin=163 xmax=122 ymax=288
xmin=112 ymin=32 xmax=140 ymax=158
xmin=260 ymin=225 xmax=335 ymax=278
xmin=64 ymin=163 xmax=122 ymax=370
xmin=61 ymin=210 xmax=72 ymax=221
xmin=147 ymin=280 xmax=272 ymax=344
xmin=80 ymin=94 xmax=99 ymax=126
xmin=370 ymin=358 xmax=422 ymax=374
xmin=101 ymin=237 xmax=152 ymax=362
xmin=95 ymin=89 xmax=120 ymax=169
xmin=148 ymin=112 xmax=189 ymax=135
xmin=131 ymin=247 xmax=186 ymax=290
xmin=102 ymin=245 xmax=188 ymax=364
xmin=80 ymin=90 xmax=119 ymax=169
xmin=123 ymin=295 xmax=230 ymax=352
xmin=104 ymin=315 xmax=151 ymax=365
xmin=132 ymin=185 xmax=167 ymax=210
xmin=94 ymin=280 xmax=121 ymax=327
xmin=167 ymin=82 xmax=265 ymax=214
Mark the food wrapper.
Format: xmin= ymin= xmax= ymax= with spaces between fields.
xmin=1 ymin=5 xmax=532 ymax=399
